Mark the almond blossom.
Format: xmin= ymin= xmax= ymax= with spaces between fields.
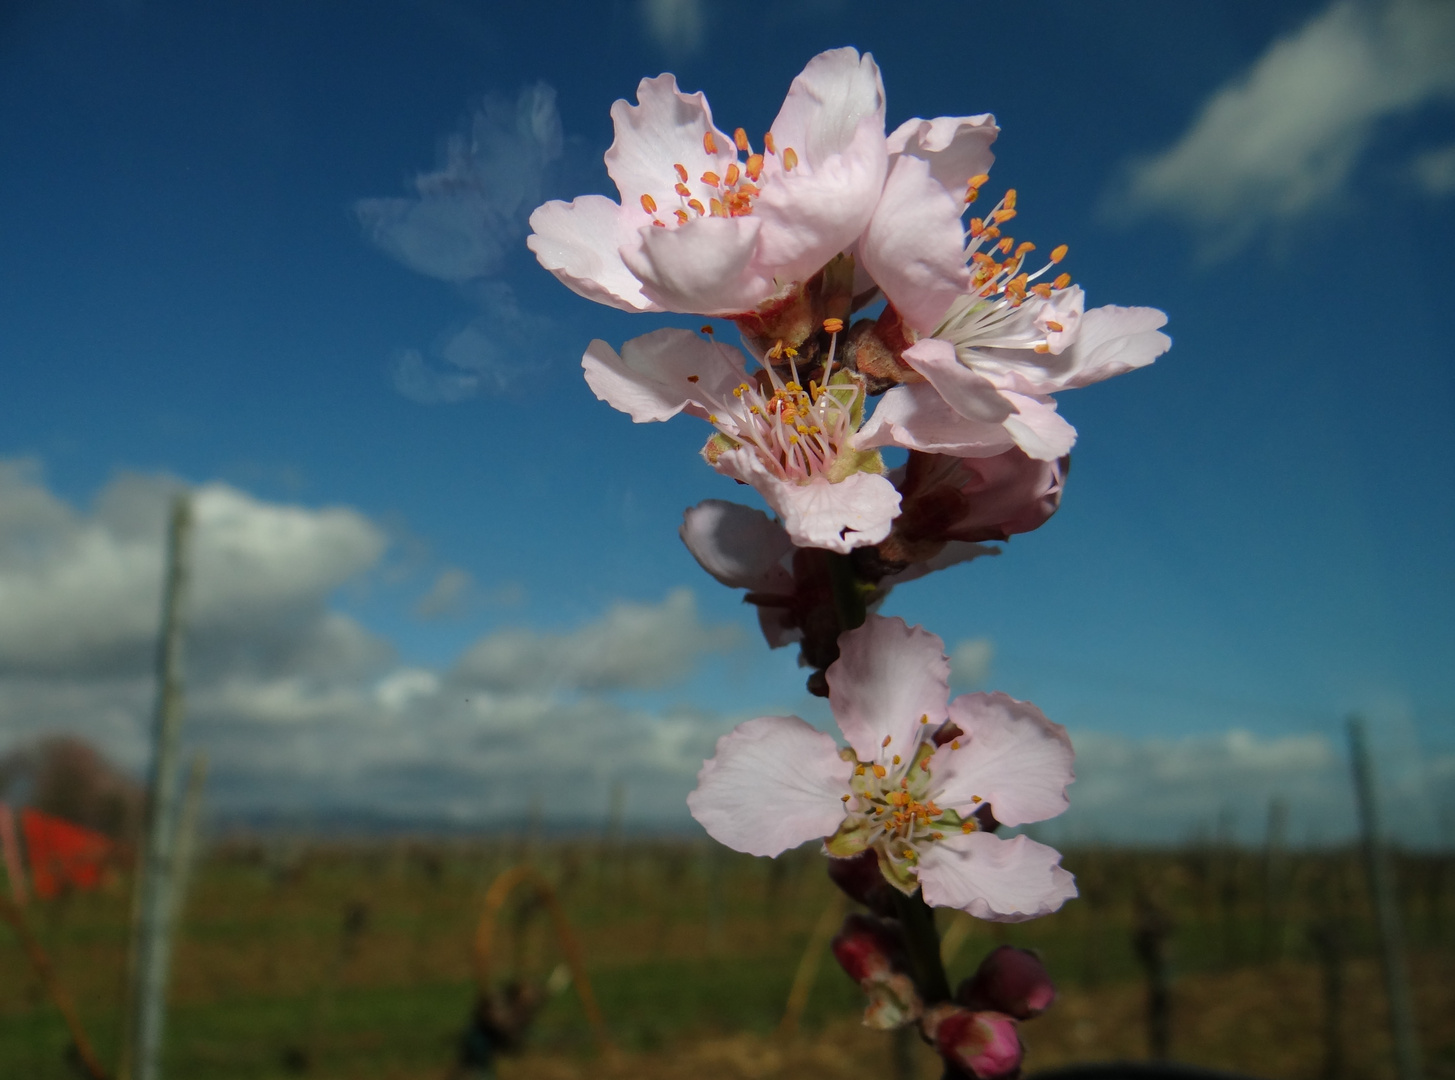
xmin=854 ymin=129 xmax=1170 ymax=460
xmin=583 ymin=325 xmax=899 ymax=553
xmin=687 ymin=616 xmax=1077 ymax=921
xmin=528 ymin=48 xmax=887 ymax=316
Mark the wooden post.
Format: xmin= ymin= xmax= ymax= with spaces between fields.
xmin=121 ymin=496 xmax=193 ymax=1080
xmin=1347 ymin=717 xmax=1423 ymax=1080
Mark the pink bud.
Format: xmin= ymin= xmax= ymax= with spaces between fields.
xmin=832 ymin=914 xmax=922 ymax=1029
xmin=923 ymin=1004 xmax=1023 ymax=1079
xmin=959 ymin=946 xmax=1056 ymax=1020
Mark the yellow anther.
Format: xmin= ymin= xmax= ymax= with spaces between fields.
xmin=932 ymin=832 xmax=944 ymax=841
xmin=872 ymin=764 xmax=887 ymax=778
xmin=1052 ymin=272 xmax=1072 ymax=290
xmin=964 ymin=188 xmax=979 ymax=204
xmin=701 ymin=171 xmax=721 ymax=187
xmin=763 ymin=132 xmax=776 ymax=154
xmin=675 ymin=182 xmax=692 ymax=198
xmin=1046 ymin=321 xmax=1064 ymax=333
xmin=1016 ymin=241 xmax=1036 ymax=257
xmin=998 ymin=237 xmax=1014 ymax=254
xmin=1050 ymin=244 xmax=1068 ymax=263
xmin=892 ymin=754 xmax=901 ymax=765
xmin=971 ymin=795 xmax=982 ymax=803
xmin=687 ymin=374 xmax=699 ymax=383
xmin=640 ymin=193 xmax=657 ymax=214
xmin=706 ymin=414 xmax=718 ymax=423
xmin=920 ymin=714 xmax=929 ymax=725
xmin=709 ymin=197 xmax=725 ymax=217
xmin=745 ymin=154 xmax=764 ymax=181
xmin=882 ymin=735 xmax=892 ymax=747
xmin=969 ymin=217 xmax=985 ymax=237
xmin=782 ymin=147 xmax=799 ymax=171
xmin=822 ymin=317 xmax=844 ymax=334
xmin=962 ymin=821 xmax=975 ymax=833
xmin=701 ymin=325 xmax=714 ymax=334
xmin=967 ymin=173 xmax=990 ymax=189
xmin=855 ymin=765 xmax=866 ymax=776
xmin=734 ymin=128 xmax=750 ymax=152
xmin=1030 ymin=283 xmax=1053 ymax=299
xmin=687 ymin=198 xmax=705 ymax=216
xmin=991 ymin=208 xmax=1017 ymax=224
xmin=920 ymin=759 xmax=931 ymax=773
xmin=950 ymin=740 xmax=961 ymax=750
xmin=984 ymin=225 xmax=1002 ymax=240
xmin=1034 ymin=344 xmax=1051 ymax=353
xmin=703 ymin=130 xmax=718 ymax=155
xmin=725 ymin=162 xmax=740 ymax=187
xmin=674 ymin=163 xmax=688 ymax=183
xmin=841 ymin=794 xmax=851 ymax=803
xmin=674 ymin=209 xmax=689 ymax=225
xmin=1003 ymin=188 xmax=1017 ymax=209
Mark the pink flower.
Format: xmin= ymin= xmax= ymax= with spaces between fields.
xmin=687 ymin=615 xmax=1077 ymax=921
xmin=585 ymin=327 xmax=899 ymax=553
xmin=855 ymin=132 xmax=1170 ymax=460
xmin=528 ymin=48 xmax=888 ymax=316
xmin=922 ymin=1004 xmax=1023 ymax=1079
xmin=958 ymin=946 xmax=1057 ymax=1021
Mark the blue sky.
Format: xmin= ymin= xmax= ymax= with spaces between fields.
xmin=2 ymin=0 xmax=1452 ymax=843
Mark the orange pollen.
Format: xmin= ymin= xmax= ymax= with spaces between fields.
xmin=674 ymin=163 xmax=688 ymax=182
xmin=1016 ymin=241 xmax=1036 ymax=257
xmin=992 ymin=208 xmax=1017 ymax=224
xmin=763 ymin=132 xmax=776 ymax=154
xmin=1034 ymin=344 xmax=1051 ymax=353
xmin=703 ymin=131 xmax=718 ymax=155
xmin=892 ymin=755 xmax=901 ymax=765
xmin=1004 ymin=188 xmax=1018 ymax=209
xmin=962 ymin=822 xmax=975 ymax=833
xmin=724 ymin=163 xmax=740 ymax=187
xmin=651 ymin=219 xmax=665 ymax=227
xmin=855 ymin=765 xmax=866 ymax=776
xmin=734 ymin=127 xmax=750 ymax=152
xmin=675 ymin=182 xmax=692 ymax=198
xmin=950 ymin=740 xmax=961 ymax=750
xmin=1030 ymin=283 xmax=1053 ymax=299
xmin=701 ymin=171 xmax=721 ymax=187
xmin=882 ymin=735 xmax=892 ymax=747
xmin=971 ymin=795 xmax=982 ymax=803
xmin=964 ymin=188 xmax=979 ymax=204
xmin=969 ymin=217 xmax=985 ymax=237
xmin=1053 ymin=272 xmax=1072 ymax=290
xmin=709 ymin=197 xmax=725 ymax=217
xmin=700 ymin=325 xmax=713 ymax=334
xmin=1050 ymin=244 xmax=1068 ymax=263
xmin=687 ymin=375 xmax=699 ymax=383
xmin=967 ymin=173 xmax=990 ymax=189
xmin=687 ymin=199 xmax=705 ymax=216
xmin=675 ymin=209 xmax=689 ymax=225
xmin=984 ymin=225 xmax=1002 ymax=240
xmin=871 ymin=764 xmax=887 ymax=779
xmin=822 ymin=317 xmax=844 ymax=334
xmin=997 ymin=237 xmax=1014 ymax=254
xmin=745 ymin=154 xmax=764 ymax=181
xmin=640 ymin=194 xmax=657 ymax=214
xmin=782 ymin=147 xmax=799 ymax=171
xmin=841 ymin=794 xmax=851 ymax=803
xmin=1046 ymin=321 xmax=1064 ymax=333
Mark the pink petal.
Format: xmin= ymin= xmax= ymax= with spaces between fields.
xmin=679 ymin=500 xmax=794 ymax=592
xmin=582 ymin=328 xmax=745 ymax=423
xmin=928 ymin=692 xmax=1074 ymax=827
xmin=623 ymin=214 xmax=770 ymax=314
xmin=917 ymin=831 xmax=1077 ymax=921
xmin=687 ymin=716 xmax=852 ymax=857
xmin=713 ymin=450 xmax=901 ymax=553
xmin=903 ymin=338 xmax=1017 ymax=423
xmin=827 ymin=615 xmax=950 ymax=763
xmin=753 ymin=116 xmax=888 ymax=285
xmin=769 ymin=47 xmax=885 ymax=167
xmin=887 ymin=114 xmax=999 ymax=197
xmin=604 ymin=74 xmax=736 ymax=214
xmin=1051 ymin=305 xmax=1171 ymax=390
xmin=527 ymin=196 xmax=660 ymax=313
xmin=860 ymin=154 xmax=972 ymax=334
xmin=855 ymin=384 xmax=1017 ymax=457
xmin=1000 ymin=393 xmax=1077 ymax=460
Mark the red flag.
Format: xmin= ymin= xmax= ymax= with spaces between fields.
xmin=20 ymin=809 xmax=115 ymax=900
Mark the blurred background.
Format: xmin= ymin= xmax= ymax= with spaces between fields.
xmin=1 ymin=0 xmax=1452 ymax=1076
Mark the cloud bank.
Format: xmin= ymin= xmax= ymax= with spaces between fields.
xmin=1117 ymin=0 xmax=1455 ymax=254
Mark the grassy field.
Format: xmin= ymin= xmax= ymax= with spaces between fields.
xmin=2 ymin=839 xmax=1452 ymax=1079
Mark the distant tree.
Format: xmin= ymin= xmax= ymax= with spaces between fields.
xmin=0 ymin=736 xmax=143 ymax=843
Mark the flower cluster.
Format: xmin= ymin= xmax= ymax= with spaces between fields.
xmin=530 ymin=46 xmax=1168 ymax=1078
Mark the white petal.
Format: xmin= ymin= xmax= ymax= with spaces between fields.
xmin=680 ymin=500 xmax=794 ymax=592
xmin=887 ymin=114 xmax=999 ymax=197
xmin=687 ymin=716 xmax=852 ymax=857
xmin=527 ymin=197 xmax=660 ymax=313
xmin=903 ymin=338 xmax=1017 ymax=423
xmin=713 ymin=451 xmax=901 ymax=554
xmin=828 ymin=615 xmax=950 ymax=764
xmin=918 ymin=832 xmax=1077 ymax=922
xmin=769 ymin=47 xmax=886 ymax=166
xmin=1050 ymin=305 xmax=1171 ymax=390
xmin=623 ymin=214 xmax=770 ymax=314
xmin=582 ymin=328 xmax=745 ymax=423
xmin=928 ymin=692 xmax=1074 ymax=827
xmin=1000 ymin=393 xmax=1077 ymax=460
xmin=860 ymin=154 xmax=972 ymax=334
xmin=855 ymin=384 xmax=1017 ymax=458
xmin=605 ymin=74 xmax=736 ymax=212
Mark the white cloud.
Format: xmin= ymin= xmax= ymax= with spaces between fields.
xmin=413 ymin=567 xmax=475 ymax=619
xmin=1117 ymin=0 xmax=1455 ymax=253
xmin=453 ymin=588 xmax=740 ymax=693
xmin=640 ymin=0 xmax=705 ymax=55
xmin=949 ymin=637 xmax=993 ymax=688
xmin=1412 ymin=141 xmax=1455 ymax=194
xmin=355 ymin=83 xmax=563 ymax=283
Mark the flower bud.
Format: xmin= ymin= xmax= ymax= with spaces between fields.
xmin=958 ymin=946 xmax=1056 ymax=1019
xmin=922 ymin=1003 xmax=1023 ymax=1079
xmin=826 ymin=848 xmax=897 ymax=916
xmin=831 ymin=913 xmax=922 ymax=1029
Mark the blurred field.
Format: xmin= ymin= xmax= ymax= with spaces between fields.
xmin=2 ymin=839 xmax=1452 ymax=1079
